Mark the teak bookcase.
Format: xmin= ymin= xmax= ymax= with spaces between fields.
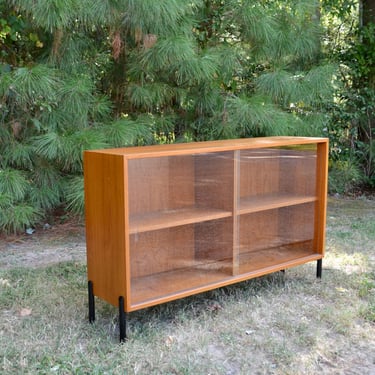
xmin=84 ymin=136 xmax=329 ymax=341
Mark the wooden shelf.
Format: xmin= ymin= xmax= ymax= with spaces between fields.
xmin=130 ymin=195 xmax=317 ymax=234
xmin=239 ymin=194 xmax=317 ymax=215
xmin=129 ymin=242 xmax=320 ymax=310
xmin=129 ymin=207 xmax=232 ymax=234
xmin=237 ymin=241 xmax=319 ymax=275
xmin=130 ymin=259 xmax=233 ymax=309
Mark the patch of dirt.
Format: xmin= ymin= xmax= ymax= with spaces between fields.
xmin=0 ymin=221 xmax=86 ymax=269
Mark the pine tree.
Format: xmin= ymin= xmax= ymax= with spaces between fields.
xmin=0 ymin=0 xmax=148 ymax=232
xmin=0 ymin=0 xmax=339 ymax=233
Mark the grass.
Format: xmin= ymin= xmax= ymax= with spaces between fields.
xmin=1 ymin=197 xmax=375 ymax=374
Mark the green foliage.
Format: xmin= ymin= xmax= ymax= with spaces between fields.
xmin=324 ymin=12 xmax=375 ymax=192
xmin=349 ymin=24 xmax=375 ymax=83
xmin=1 ymin=0 xmax=372 ymax=233
xmin=122 ymin=0 xmax=197 ymax=36
xmin=0 ymin=59 xmax=149 ymax=233
xmin=64 ymin=176 xmax=84 ymax=215
xmin=0 ymin=169 xmax=29 ymax=201
xmin=226 ymin=95 xmax=291 ymax=137
xmin=256 ymin=64 xmax=337 ymax=108
xmin=102 ymin=118 xmax=151 ymax=147
xmin=0 ymin=4 xmax=44 ymax=67
xmin=0 ymin=202 xmax=42 ymax=234
xmin=328 ymin=158 xmax=364 ymax=194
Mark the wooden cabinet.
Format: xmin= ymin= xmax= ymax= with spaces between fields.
xmin=84 ymin=137 xmax=328 ymax=340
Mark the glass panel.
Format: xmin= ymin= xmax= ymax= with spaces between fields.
xmin=127 ymin=153 xmax=235 ymax=233
xmin=238 ymin=145 xmax=317 ymax=214
xmin=236 ymin=144 xmax=318 ymax=274
xmin=127 ymin=152 xmax=235 ymax=307
xmin=237 ymin=203 xmax=316 ymax=274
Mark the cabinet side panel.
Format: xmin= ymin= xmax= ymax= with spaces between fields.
xmin=84 ymin=152 xmax=126 ymax=307
xmin=314 ymin=141 xmax=329 ymax=255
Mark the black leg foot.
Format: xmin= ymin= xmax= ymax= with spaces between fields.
xmin=119 ymin=296 xmax=127 ymax=342
xmin=88 ymin=280 xmax=95 ymax=323
xmin=317 ymin=259 xmax=322 ymax=278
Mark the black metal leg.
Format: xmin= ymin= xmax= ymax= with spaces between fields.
xmin=317 ymin=259 xmax=322 ymax=278
xmin=88 ymin=280 xmax=95 ymax=323
xmin=119 ymin=296 xmax=127 ymax=342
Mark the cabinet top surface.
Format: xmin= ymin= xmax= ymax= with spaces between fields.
xmin=85 ymin=136 xmax=328 ymax=158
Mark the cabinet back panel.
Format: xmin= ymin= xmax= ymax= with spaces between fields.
xmin=279 ymin=149 xmax=317 ymax=196
xmin=239 ymin=147 xmax=317 ymax=198
xmin=239 ymin=204 xmax=315 ymax=254
xmin=195 ymin=218 xmax=234 ymax=262
xmin=239 ymin=211 xmax=279 ymax=253
xmin=128 ymin=156 xmax=195 ymax=215
xmin=278 ymin=203 xmax=315 ymax=244
xmin=239 ymin=149 xmax=280 ymax=197
xmin=130 ymin=226 xmax=195 ymax=278
xmin=195 ymin=152 xmax=235 ymax=211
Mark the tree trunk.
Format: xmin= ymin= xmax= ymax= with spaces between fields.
xmin=361 ymin=0 xmax=375 ymax=87
xmin=361 ymin=0 xmax=375 ymax=27
xmin=359 ymin=1 xmax=375 ymax=178
xmin=52 ymin=28 xmax=64 ymax=61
